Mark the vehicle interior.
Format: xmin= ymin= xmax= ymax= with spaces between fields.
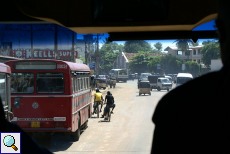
xmin=1 ymin=0 xmax=220 ymax=153
xmin=2 ymin=0 xmax=218 ymax=40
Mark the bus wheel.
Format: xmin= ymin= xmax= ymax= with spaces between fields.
xmin=71 ymin=119 xmax=81 ymax=141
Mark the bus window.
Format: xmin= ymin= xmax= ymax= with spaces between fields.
xmin=11 ymin=73 xmax=34 ymax=93
xmin=36 ymin=73 xmax=64 ymax=93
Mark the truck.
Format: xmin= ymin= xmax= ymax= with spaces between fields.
xmin=109 ymin=68 xmax=128 ymax=82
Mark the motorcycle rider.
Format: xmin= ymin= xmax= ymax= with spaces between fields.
xmin=101 ymin=91 xmax=115 ymax=118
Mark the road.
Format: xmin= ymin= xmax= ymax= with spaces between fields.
xmin=34 ymin=79 xmax=170 ymax=154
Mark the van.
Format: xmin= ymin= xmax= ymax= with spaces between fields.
xmin=176 ymin=73 xmax=193 ymax=87
xmin=165 ymin=75 xmax=173 ymax=83
xmin=156 ymin=77 xmax=172 ymax=91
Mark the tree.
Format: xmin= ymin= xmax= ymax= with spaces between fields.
xmin=148 ymin=56 xmax=161 ymax=74
xmin=99 ymin=42 xmax=122 ymax=74
xmin=124 ymin=40 xmax=152 ymax=53
xmin=174 ymin=39 xmax=194 ymax=60
xmin=129 ymin=51 xmax=151 ymax=73
xmin=201 ymin=40 xmax=220 ymax=67
xmin=185 ymin=61 xmax=200 ymax=77
xmin=153 ymin=42 xmax=162 ymax=52
xmin=160 ymin=54 xmax=182 ymax=74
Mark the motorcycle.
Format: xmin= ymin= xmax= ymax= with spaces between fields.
xmin=103 ymin=105 xmax=112 ymax=122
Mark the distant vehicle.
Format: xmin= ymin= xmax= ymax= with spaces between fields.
xmin=109 ymin=69 xmax=128 ymax=82
xmin=147 ymin=74 xmax=165 ymax=90
xmin=98 ymin=75 xmax=108 ymax=80
xmin=165 ymin=75 xmax=173 ymax=83
xmin=139 ymin=73 xmax=152 ymax=81
xmin=95 ymin=78 xmax=107 ymax=89
xmin=138 ymin=73 xmax=152 ymax=88
xmin=156 ymin=77 xmax=173 ymax=91
xmin=176 ymin=73 xmax=193 ymax=87
xmin=97 ymin=75 xmax=109 ymax=83
xmin=138 ymin=80 xmax=151 ymax=96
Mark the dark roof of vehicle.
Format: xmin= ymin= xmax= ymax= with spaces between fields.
xmin=1 ymin=0 xmax=218 ymax=40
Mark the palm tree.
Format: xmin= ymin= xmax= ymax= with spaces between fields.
xmin=174 ymin=39 xmax=194 ymax=61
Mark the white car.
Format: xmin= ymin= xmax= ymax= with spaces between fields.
xmin=156 ymin=77 xmax=172 ymax=91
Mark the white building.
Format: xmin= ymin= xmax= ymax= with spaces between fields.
xmin=164 ymin=45 xmax=203 ymax=63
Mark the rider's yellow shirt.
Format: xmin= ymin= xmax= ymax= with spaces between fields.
xmin=94 ymin=92 xmax=103 ymax=101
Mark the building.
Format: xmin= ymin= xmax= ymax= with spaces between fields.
xmin=113 ymin=52 xmax=161 ymax=71
xmin=113 ymin=52 xmax=136 ymax=69
xmin=164 ymin=45 xmax=203 ymax=63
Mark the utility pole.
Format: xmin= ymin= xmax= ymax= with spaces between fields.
xmin=95 ymin=34 xmax=99 ymax=75
xmin=54 ymin=25 xmax=59 ymax=59
xmin=85 ymin=41 xmax=88 ymax=64
xmin=71 ymin=31 xmax=75 ymax=62
xmin=30 ymin=25 xmax=34 ymax=58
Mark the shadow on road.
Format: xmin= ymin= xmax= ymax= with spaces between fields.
xmin=29 ymin=132 xmax=77 ymax=152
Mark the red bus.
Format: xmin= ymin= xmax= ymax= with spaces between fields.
xmin=0 ymin=62 xmax=12 ymax=121
xmin=5 ymin=59 xmax=92 ymax=141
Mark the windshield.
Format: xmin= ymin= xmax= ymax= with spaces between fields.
xmin=177 ymin=77 xmax=193 ymax=85
xmin=119 ymin=70 xmax=128 ymax=75
xmin=0 ymin=22 xmax=220 ymax=153
xmin=161 ymin=78 xmax=171 ymax=83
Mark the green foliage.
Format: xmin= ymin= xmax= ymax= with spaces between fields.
xmin=174 ymin=39 xmax=194 ymax=51
xmin=129 ymin=52 xmax=182 ymax=74
xmin=129 ymin=51 xmax=151 ymax=73
xmin=124 ymin=40 xmax=152 ymax=53
xmin=99 ymin=42 xmax=122 ymax=73
xmin=185 ymin=61 xmax=200 ymax=77
xmin=160 ymin=55 xmax=182 ymax=74
xmin=153 ymin=42 xmax=162 ymax=52
xmin=201 ymin=40 xmax=220 ymax=66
